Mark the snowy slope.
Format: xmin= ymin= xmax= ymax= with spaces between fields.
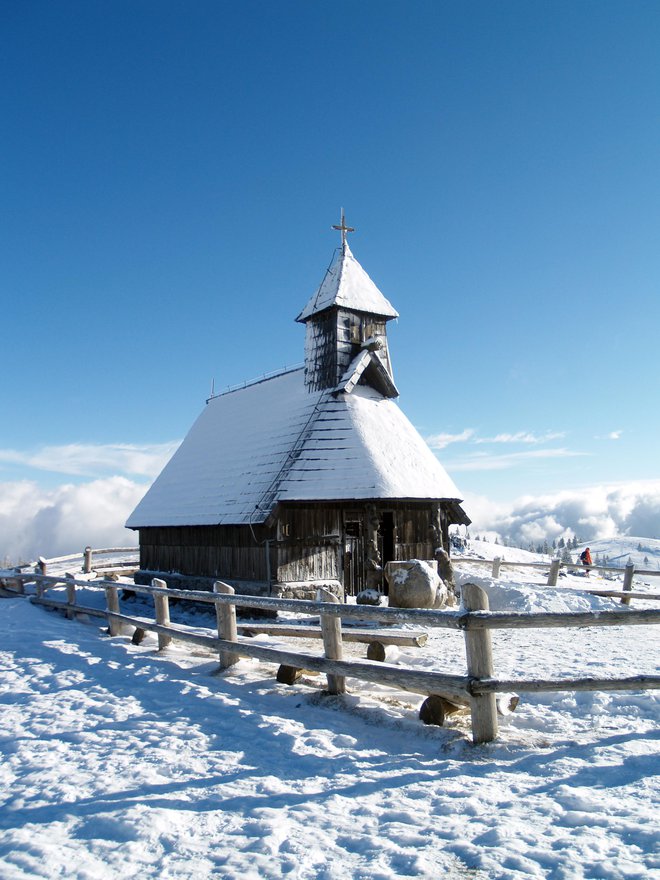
xmin=574 ymin=536 xmax=660 ymax=570
xmin=0 ymin=561 xmax=658 ymax=880
xmin=456 ymin=536 xmax=660 ymax=570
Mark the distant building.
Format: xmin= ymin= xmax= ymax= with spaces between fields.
xmin=126 ymin=219 xmax=470 ymax=596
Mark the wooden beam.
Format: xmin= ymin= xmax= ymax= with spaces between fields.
xmin=462 ymin=608 xmax=660 ymax=629
xmin=214 ymin=580 xmax=239 ymax=669
xmin=133 ymin=583 xmax=464 ymax=628
xmin=30 ymin=596 xmax=107 ymax=619
xmin=462 ymin=583 xmax=498 ymax=744
xmin=103 ymin=612 xmax=470 ymax=702
xmin=237 ymin=623 xmax=427 ymax=647
xmin=622 ymin=562 xmax=635 ymax=605
xmin=318 ymin=587 xmax=345 ymax=694
xmin=65 ymin=579 xmax=76 ymax=620
xmin=546 ymin=559 xmax=561 ymax=586
xmin=104 ymin=584 xmax=122 ymax=636
xmin=586 ymin=590 xmax=660 ymax=601
xmin=472 ymin=674 xmax=660 ymax=694
xmin=152 ymin=578 xmax=171 ymax=650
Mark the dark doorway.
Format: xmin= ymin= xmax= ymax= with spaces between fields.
xmin=344 ymin=520 xmax=364 ymax=596
xmin=379 ymin=511 xmax=395 ymax=594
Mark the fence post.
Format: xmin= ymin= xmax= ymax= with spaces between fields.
xmin=317 ymin=587 xmax=345 ymax=695
xmin=83 ymin=546 xmax=93 ymax=574
xmin=105 ymin=583 xmax=121 ymax=636
xmin=152 ymin=578 xmax=172 ymax=649
xmin=547 ymin=558 xmax=561 ymax=586
xmin=65 ymin=577 xmax=76 ymax=619
xmin=491 ymin=557 xmax=502 ymax=579
xmin=462 ymin=582 xmax=498 ymax=744
xmin=38 ymin=557 xmax=47 ymax=576
xmin=621 ymin=562 xmax=635 ymax=605
xmin=214 ymin=581 xmax=239 ymax=668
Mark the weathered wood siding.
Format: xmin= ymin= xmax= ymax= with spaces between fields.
xmin=276 ymin=501 xmax=452 ymax=593
xmin=138 ymin=501 xmax=457 ymax=591
xmin=392 ymin=506 xmax=436 ymax=561
xmin=304 ymin=311 xmax=340 ymax=391
xmin=138 ymin=525 xmax=275 ymax=582
xmin=304 ymin=308 xmax=393 ymax=392
xmin=276 ymin=506 xmax=341 ymax=583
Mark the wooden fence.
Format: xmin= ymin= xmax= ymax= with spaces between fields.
xmin=453 ymin=556 xmax=660 ymax=605
xmin=4 ymin=572 xmax=660 ymax=745
xmin=9 ymin=546 xmax=139 ymax=578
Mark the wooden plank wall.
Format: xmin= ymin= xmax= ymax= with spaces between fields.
xmin=303 ymin=312 xmax=339 ymax=391
xmin=392 ymin=506 xmax=435 ymax=562
xmin=303 ymin=310 xmax=392 ymax=392
xmin=276 ymin=506 xmax=340 ymax=583
xmin=138 ymin=502 xmax=456 ymax=586
xmin=139 ymin=525 xmax=274 ymax=581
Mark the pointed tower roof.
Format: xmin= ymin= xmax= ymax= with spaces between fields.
xmin=296 ymin=240 xmax=399 ymax=323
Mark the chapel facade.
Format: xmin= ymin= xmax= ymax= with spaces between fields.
xmin=126 ymin=218 xmax=470 ymax=597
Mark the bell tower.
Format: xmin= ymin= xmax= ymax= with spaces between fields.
xmin=296 ymin=213 xmax=399 ymax=396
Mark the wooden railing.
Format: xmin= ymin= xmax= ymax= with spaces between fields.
xmin=81 ymin=546 xmax=139 ymax=574
xmin=452 ymin=556 xmax=660 ymax=604
xmin=8 ymin=546 xmax=139 ymax=577
xmin=4 ymin=572 xmax=660 ymax=745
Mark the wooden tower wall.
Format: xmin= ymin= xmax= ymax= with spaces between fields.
xmin=303 ymin=309 xmax=393 ymax=392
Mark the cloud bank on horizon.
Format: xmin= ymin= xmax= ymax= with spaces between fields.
xmin=463 ymin=480 xmax=660 ymax=548
xmin=1 ymin=439 xmax=659 ymax=563
xmin=0 ymin=440 xmax=174 ymax=564
xmin=0 ymin=477 xmax=146 ymax=564
xmin=2 ymin=472 xmax=660 ymax=565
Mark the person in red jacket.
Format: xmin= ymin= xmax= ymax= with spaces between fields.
xmin=580 ymin=547 xmax=593 ymax=576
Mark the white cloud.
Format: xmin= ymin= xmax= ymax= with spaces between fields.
xmin=0 ymin=441 xmax=180 ymax=479
xmin=425 ymin=429 xmax=475 ymax=450
xmin=447 ymin=447 xmax=587 ymax=472
xmin=4 ymin=472 xmax=660 ymax=573
xmin=475 ymin=431 xmax=566 ymax=445
xmin=593 ymin=430 xmax=623 ymax=441
xmin=463 ymin=479 xmax=660 ymax=546
xmin=0 ymin=478 xmax=147 ymax=564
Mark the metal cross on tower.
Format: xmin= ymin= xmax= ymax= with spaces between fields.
xmin=332 ymin=210 xmax=355 ymax=249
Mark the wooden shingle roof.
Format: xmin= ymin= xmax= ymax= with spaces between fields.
xmin=126 ymin=367 xmax=464 ymax=529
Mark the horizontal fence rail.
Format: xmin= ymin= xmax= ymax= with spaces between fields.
xmin=453 ymin=555 xmax=660 ymax=603
xmin=4 ymin=571 xmax=659 ymax=746
xmin=454 ymin=556 xmax=660 ymax=577
xmin=473 ymin=674 xmax=660 ymax=695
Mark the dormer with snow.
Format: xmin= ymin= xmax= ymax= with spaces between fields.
xmin=296 ymin=217 xmax=399 ymax=398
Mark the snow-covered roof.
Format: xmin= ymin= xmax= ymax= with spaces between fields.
xmin=126 ymin=368 xmax=464 ymax=529
xmin=296 ymin=243 xmax=399 ymax=323
xmin=336 ymin=349 xmax=399 ymax=398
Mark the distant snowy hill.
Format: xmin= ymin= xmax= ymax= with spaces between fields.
xmin=574 ymin=536 xmax=660 ymax=570
xmin=452 ymin=538 xmax=542 ymax=564
xmin=453 ymin=535 xmax=660 ymax=570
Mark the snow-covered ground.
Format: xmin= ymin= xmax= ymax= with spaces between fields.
xmin=452 ymin=535 xmax=660 ymax=569
xmin=0 ymin=551 xmax=658 ymax=880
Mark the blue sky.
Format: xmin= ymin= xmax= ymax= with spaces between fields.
xmin=2 ymin=1 xmax=660 ymax=558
